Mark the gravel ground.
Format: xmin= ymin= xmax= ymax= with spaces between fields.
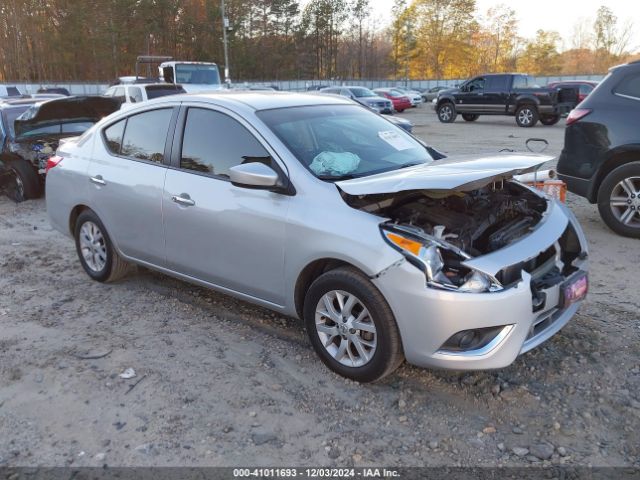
xmin=0 ymin=107 xmax=638 ymax=468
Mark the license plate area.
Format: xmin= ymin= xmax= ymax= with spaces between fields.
xmin=561 ymin=272 xmax=588 ymax=308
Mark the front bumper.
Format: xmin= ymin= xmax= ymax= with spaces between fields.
xmin=372 ymin=202 xmax=588 ymax=370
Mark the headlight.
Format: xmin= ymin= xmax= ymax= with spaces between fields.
xmin=382 ymin=227 xmax=502 ymax=293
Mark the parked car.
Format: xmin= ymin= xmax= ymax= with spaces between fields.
xmin=547 ymin=80 xmax=598 ymax=103
xmin=37 ymin=87 xmax=71 ymax=96
xmin=373 ymin=88 xmax=412 ymax=112
xmin=0 ymin=96 xmax=121 ymax=201
xmin=319 ymin=86 xmax=393 ymax=114
xmin=103 ymin=83 xmax=186 ymax=107
xmin=0 ymin=85 xmax=24 ymax=98
xmin=0 ymin=98 xmax=38 ymax=200
xmin=306 ymin=85 xmax=329 ymax=91
xmin=46 ymin=92 xmax=588 ymax=382
xmin=393 ymin=86 xmax=423 ymax=107
xmin=436 ymin=73 xmax=579 ymax=127
xmin=384 ymin=114 xmax=413 ymax=133
xmin=557 ymin=61 xmax=640 ymax=238
xmin=422 ymin=86 xmax=449 ymax=102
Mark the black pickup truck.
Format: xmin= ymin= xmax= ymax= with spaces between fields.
xmin=435 ymin=73 xmax=578 ymax=127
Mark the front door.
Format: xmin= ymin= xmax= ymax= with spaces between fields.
xmin=162 ymin=106 xmax=290 ymax=306
xmin=455 ymin=76 xmax=485 ymax=113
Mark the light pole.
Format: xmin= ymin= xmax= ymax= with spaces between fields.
xmin=221 ymin=0 xmax=230 ymax=85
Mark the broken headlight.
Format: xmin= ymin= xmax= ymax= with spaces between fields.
xmin=382 ymin=227 xmax=503 ymax=293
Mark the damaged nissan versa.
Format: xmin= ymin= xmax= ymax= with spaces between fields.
xmin=46 ymin=92 xmax=589 ymax=382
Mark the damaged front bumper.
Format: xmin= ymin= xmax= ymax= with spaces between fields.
xmin=371 ymin=201 xmax=588 ymax=370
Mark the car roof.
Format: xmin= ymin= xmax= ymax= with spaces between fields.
xmin=146 ymin=91 xmax=354 ymax=111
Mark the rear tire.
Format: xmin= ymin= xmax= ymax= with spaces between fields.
xmin=515 ymin=105 xmax=539 ymax=127
xmin=74 ymin=210 xmax=131 ymax=282
xmin=437 ymin=102 xmax=457 ymax=123
xmin=5 ymin=159 xmax=41 ymax=202
xmin=540 ymin=115 xmax=560 ymax=126
xmin=597 ymin=162 xmax=640 ymax=238
xmin=303 ymin=267 xmax=404 ymax=383
xmin=462 ymin=113 xmax=479 ymax=122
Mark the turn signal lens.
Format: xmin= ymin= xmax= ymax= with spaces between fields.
xmin=384 ymin=232 xmax=422 ymax=256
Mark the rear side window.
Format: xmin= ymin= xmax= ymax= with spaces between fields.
xmin=512 ymin=75 xmax=530 ymax=89
xmin=103 ymin=109 xmax=173 ymax=162
xmin=121 ymin=109 xmax=173 ymax=162
xmin=614 ymin=73 xmax=640 ymax=100
xmin=128 ymin=87 xmax=143 ymax=103
xmin=485 ymin=76 xmax=508 ymax=91
xmin=180 ymin=108 xmax=269 ymax=178
xmin=104 ymin=119 xmax=126 ymax=154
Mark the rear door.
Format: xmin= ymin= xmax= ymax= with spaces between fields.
xmin=87 ymin=106 xmax=178 ymax=266
xmin=162 ymin=105 xmax=290 ymax=305
xmin=483 ymin=75 xmax=510 ymax=113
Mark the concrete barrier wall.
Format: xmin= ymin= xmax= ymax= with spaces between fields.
xmin=2 ymin=74 xmax=605 ymax=95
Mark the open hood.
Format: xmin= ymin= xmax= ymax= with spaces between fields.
xmin=336 ymin=153 xmax=553 ymax=195
xmin=14 ymin=96 xmax=121 ymax=139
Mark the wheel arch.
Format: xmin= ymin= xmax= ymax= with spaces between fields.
xmin=436 ymin=95 xmax=455 ymax=108
xmin=294 ymin=258 xmax=369 ymax=320
xmin=514 ymin=95 xmax=540 ymax=109
xmin=591 ymin=148 xmax=640 ymax=202
xmin=69 ymin=204 xmax=92 ymax=236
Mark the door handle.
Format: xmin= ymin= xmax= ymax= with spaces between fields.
xmin=171 ymin=194 xmax=195 ymax=207
xmin=90 ymin=175 xmax=106 ymax=186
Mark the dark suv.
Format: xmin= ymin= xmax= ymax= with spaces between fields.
xmin=557 ymin=60 xmax=640 ymax=237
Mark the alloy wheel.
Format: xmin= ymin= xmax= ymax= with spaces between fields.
xmin=609 ymin=176 xmax=640 ymax=228
xmin=439 ymin=105 xmax=452 ymax=121
xmin=79 ymin=221 xmax=108 ymax=272
xmin=518 ymin=108 xmax=533 ymax=125
xmin=315 ymin=290 xmax=377 ymax=368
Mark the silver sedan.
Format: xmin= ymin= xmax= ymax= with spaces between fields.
xmin=46 ymin=92 xmax=589 ymax=382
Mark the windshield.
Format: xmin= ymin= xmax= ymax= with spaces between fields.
xmin=257 ymin=105 xmax=433 ymax=180
xmin=349 ymin=87 xmax=376 ymax=98
xmin=175 ymin=64 xmax=221 ymax=85
xmin=2 ymin=106 xmax=30 ymax=139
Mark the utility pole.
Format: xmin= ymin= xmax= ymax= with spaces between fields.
xmin=221 ymin=0 xmax=230 ymax=85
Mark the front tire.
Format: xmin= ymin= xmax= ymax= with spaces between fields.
xmin=5 ymin=159 xmax=41 ymax=202
xmin=597 ymin=162 xmax=640 ymax=238
xmin=540 ymin=115 xmax=560 ymax=126
xmin=462 ymin=113 xmax=479 ymax=122
xmin=515 ymin=105 xmax=539 ymax=127
xmin=74 ymin=210 xmax=130 ymax=282
xmin=303 ymin=267 xmax=404 ymax=383
xmin=437 ymin=102 xmax=457 ymax=123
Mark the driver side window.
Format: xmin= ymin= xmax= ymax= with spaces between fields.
xmin=467 ymin=77 xmax=485 ymax=92
xmin=180 ymin=108 xmax=271 ymax=178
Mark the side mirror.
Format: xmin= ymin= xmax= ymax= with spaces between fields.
xmin=229 ymin=162 xmax=280 ymax=189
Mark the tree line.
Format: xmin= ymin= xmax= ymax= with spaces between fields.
xmin=0 ymin=0 xmax=637 ymax=83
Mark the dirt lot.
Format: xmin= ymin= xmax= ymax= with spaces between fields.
xmin=0 ymin=108 xmax=638 ymax=469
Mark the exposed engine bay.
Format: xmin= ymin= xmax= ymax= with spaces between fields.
xmin=346 ymin=180 xmax=548 ymax=257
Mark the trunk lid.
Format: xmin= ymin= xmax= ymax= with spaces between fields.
xmin=336 ymin=153 xmax=553 ymax=195
xmin=14 ymin=96 xmax=121 ymax=140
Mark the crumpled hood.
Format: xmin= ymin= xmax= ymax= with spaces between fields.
xmin=336 ymin=153 xmax=553 ymax=195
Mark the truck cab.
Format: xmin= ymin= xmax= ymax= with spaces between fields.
xmin=159 ymin=61 xmax=223 ymax=93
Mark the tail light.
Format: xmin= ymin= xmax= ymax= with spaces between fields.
xmin=45 ymin=155 xmax=63 ymax=174
xmin=566 ymin=108 xmax=592 ymax=126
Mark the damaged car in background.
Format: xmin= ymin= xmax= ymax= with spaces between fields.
xmin=0 ymin=95 xmax=121 ymax=201
xmin=46 ymin=93 xmax=588 ymax=382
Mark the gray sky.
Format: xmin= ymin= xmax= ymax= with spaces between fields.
xmin=365 ymin=0 xmax=640 ymax=52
